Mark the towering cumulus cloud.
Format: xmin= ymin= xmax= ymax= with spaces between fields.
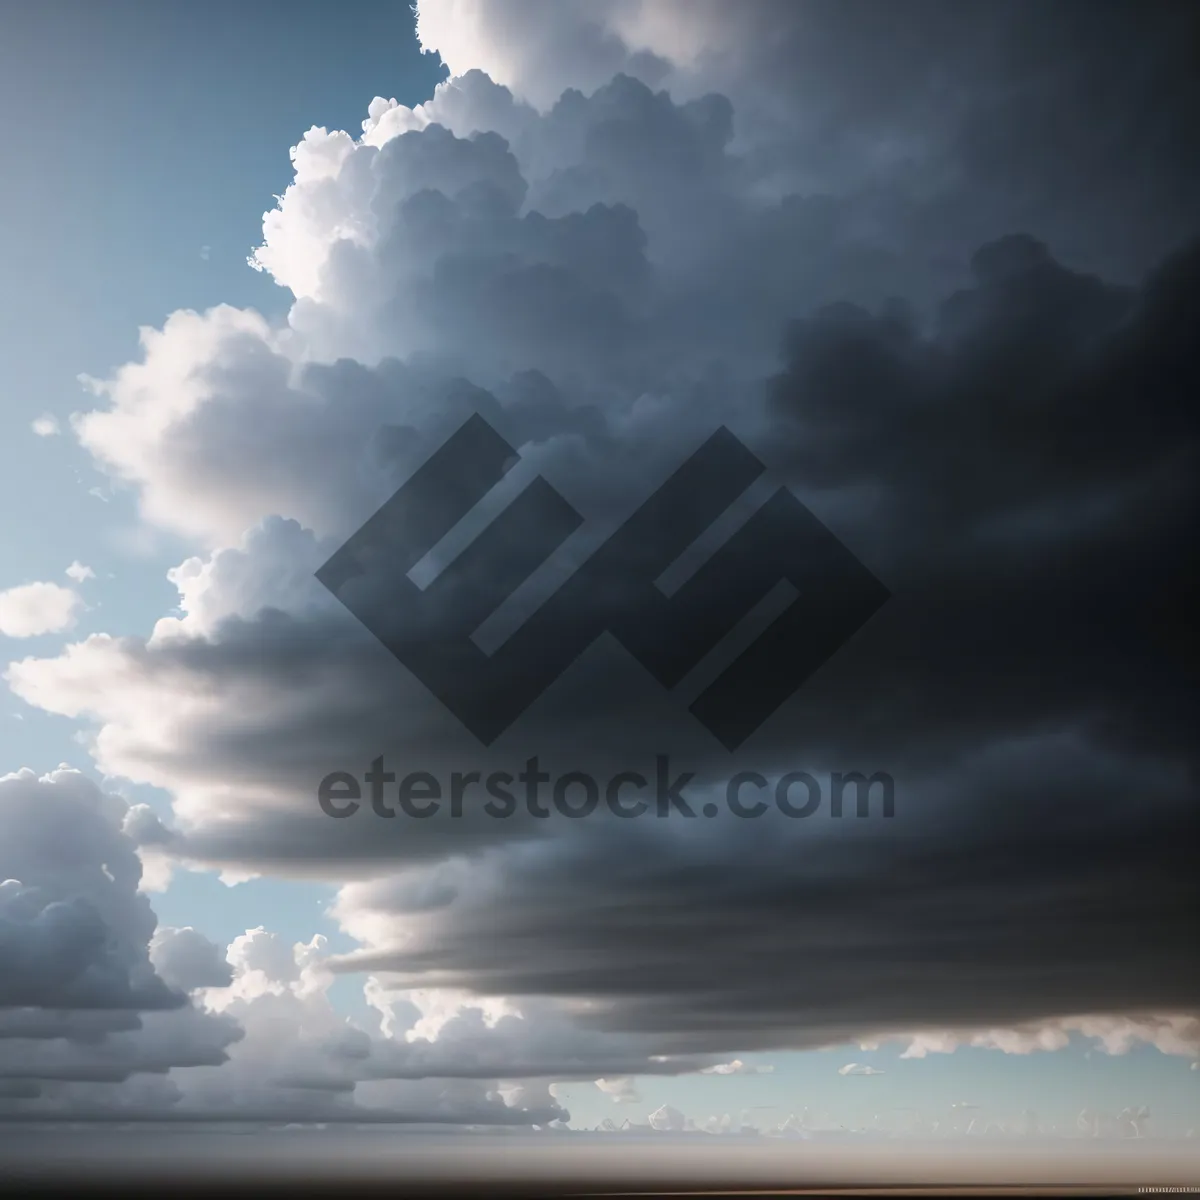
xmin=4 ymin=0 xmax=1199 ymax=1118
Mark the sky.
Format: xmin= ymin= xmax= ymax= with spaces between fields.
xmin=1 ymin=0 xmax=1199 ymax=1155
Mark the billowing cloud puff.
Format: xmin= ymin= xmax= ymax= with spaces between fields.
xmin=0 ymin=769 xmax=181 ymax=1011
xmin=0 ymin=771 xmax=692 ymax=1122
xmin=150 ymin=927 xmax=235 ymax=993
xmin=162 ymin=928 xmax=565 ymax=1123
xmin=0 ymin=583 xmax=81 ymax=638
xmin=416 ymin=1 xmax=1200 ymax=283
xmin=0 ymin=770 xmax=247 ymax=1114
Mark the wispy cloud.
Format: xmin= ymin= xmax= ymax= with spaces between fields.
xmin=700 ymin=1060 xmax=774 ymax=1075
xmin=65 ymin=561 xmax=96 ymax=583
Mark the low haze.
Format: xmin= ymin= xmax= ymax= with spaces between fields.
xmin=1 ymin=0 xmax=1197 ymax=1189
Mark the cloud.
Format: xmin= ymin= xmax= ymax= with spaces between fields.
xmin=0 ymin=582 xmax=82 ymax=638
xmin=5 ymin=0 xmax=1200 ymax=1115
xmin=595 ymin=1077 xmax=640 ymax=1104
xmin=0 ymin=768 xmax=189 ymax=1013
xmin=31 ymin=415 xmax=60 ymax=437
xmin=291 ymin=233 xmax=1194 ymax=1056
xmin=415 ymin=1 xmax=1200 ymax=281
xmin=65 ymin=562 xmax=96 ymax=583
xmin=837 ymin=1063 xmax=884 ymax=1076
xmin=0 ymin=770 xmax=645 ymax=1123
xmin=0 ymin=769 xmax=249 ymax=1115
xmin=16 ymin=95 xmax=1199 ymax=1058
xmin=700 ymin=1060 xmax=773 ymax=1075
xmin=897 ymin=1015 xmax=1200 ymax=1062
xmin=158 ymin=928 xmax=572 ymax=1123
xmin=149 ymin=926 xmax=234 ymax=992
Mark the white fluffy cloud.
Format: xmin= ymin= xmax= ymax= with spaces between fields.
xmin=413 ymin=0 xmax=774 ymax=114
xmin=0 ymin=582 xmax=81 ymax=638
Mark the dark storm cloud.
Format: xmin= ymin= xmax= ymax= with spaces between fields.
xmin=422 ymin=1 xmax=1200 ymax=285
xmin=763 ymin=233 xmax=1199 ymax=769
xmin=0 ymin=1011 xmax=142 ymax=1042
xmin=329 ymin=233 xmax=1199 ymax=1048
xmin=336 ymin=761 xmax=1195 ymax=1051
xmin=104 ymin=234 xmax=1198 ymax=1052
xmin=14 ymin=0 xmax=1199 ymax=1079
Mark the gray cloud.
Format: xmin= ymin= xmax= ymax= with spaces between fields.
xmin=6 ymin=0 xmax=1198 ymax=1115
xmin=418 ymin=0 xmax=1200 ymax=283
xmin=150 ymin=927 xmax=235 ymax=993
xmin=0 ymin=771 xmax=183 ymax=1012
xmin=320 ymin=235 xmax=1197 ymax=1053
xmin=0 ymin=770 xmax=251 ymax=1115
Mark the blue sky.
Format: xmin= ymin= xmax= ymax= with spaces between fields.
xmin=1 ymin=0 xmax=1197 ymax=1140
xmin=0 ymin=0 xmax=446 ymax=1096
xmin=0 ymin=0 xmax=442 ymax=644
